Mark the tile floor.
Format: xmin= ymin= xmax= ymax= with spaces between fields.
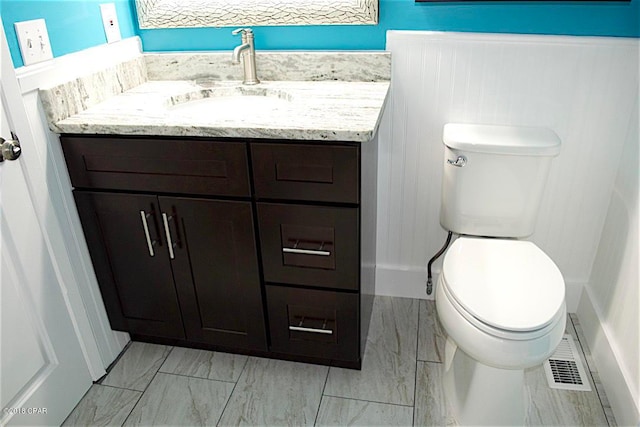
xmin=63 ymin=296 xmax=616 ymax=426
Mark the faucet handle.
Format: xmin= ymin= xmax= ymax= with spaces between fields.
xmin=232 ymin=28 xmax=253 ymax=36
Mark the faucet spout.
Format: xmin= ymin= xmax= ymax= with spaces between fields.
xmin=231 ymin=28 xmax=260 ymax=85
xmin=231 ymin=43 xmax=250 ymax=64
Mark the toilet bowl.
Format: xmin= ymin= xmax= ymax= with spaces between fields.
xmin=435 ymin=236 xmax=566 ymax=425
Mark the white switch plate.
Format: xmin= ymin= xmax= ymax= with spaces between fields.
xmin=100 ymin=3 xmax=121 ymax=44
xmin=14 ymin=19 xmax=53 ymax=66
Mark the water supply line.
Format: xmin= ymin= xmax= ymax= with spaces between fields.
xmin=426 ymin=231 xmax=453 ymax=295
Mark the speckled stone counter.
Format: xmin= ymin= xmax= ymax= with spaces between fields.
xmin=41 ymin=52 xmax=390 ymax=142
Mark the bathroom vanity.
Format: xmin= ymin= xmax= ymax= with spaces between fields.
xmin=41 ymin=52 xmax=390 ymax=369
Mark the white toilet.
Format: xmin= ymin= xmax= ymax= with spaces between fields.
xmin=435 ymin=123 xmax=567 ymax=426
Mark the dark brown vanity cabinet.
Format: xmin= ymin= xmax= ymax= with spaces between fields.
xmin=63 ymin=136 xmax=266 ymax=352
xmin=251 ymin=142 xmax=374 ymax=368
xmin=61 ymin=135 xmax=376 ymax=369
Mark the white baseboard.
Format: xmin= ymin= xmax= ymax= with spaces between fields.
xmin=375 ymin=264 xmax=584 ymax=312
xmin=375 ymin=264 xmax=435 ymax=300
xmin=577 ymin=287 xmax=640 ymax=427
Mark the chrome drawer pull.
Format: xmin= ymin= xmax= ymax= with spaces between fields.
xmin=140 ymin=210 xmax=155 ymax=257
xmin=289 ymin=316 xmax=333 ymax=335
xmin=282 ymin=240 xmax=331 ymax=256
xmin=282 ymin=247 xmax=331 ymax=256
xmin=289 ymin=325 xmax=333 ymax=335
xmin=162 ymin=213 xmax=175 ymax=259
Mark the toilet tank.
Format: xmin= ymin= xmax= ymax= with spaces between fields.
xmin=440 ymin=123 xmax=561 ymax=238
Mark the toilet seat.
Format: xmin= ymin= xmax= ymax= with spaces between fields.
xmin=441 ymin=237 xmax=565 ymax=335
xmin=440 ymin=275 xmax=565 ymax=341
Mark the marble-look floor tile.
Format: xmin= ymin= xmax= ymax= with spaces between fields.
xmin=59 ymin=298 xmax=617 ymax=427
xmin=413 ymin=361 xmax=456 ymax=427
xmin=123 ymin=373 xmax=233 ymax=426
xmin=218 ymin=357 xmax=328 ymax=426
xmin=316 ymin=396 xmax=413 ymax=426
xmin=159 ymin=346 xmax=248 ymax=382
xmin=524 ymin=364 xmax=609 ymax=426
xmin=101 ymin=342 xmax=172 ymax=391
xmin=587 ymin=370 xmax=617 ymax=427
xmin=324 ymin=296 xmax=419 ymax=406
xmin=417 ymin=300 xmax=446 ymax=363
xmin=62 ymin=384 xmax=141 ymax=426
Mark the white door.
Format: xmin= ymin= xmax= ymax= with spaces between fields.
xmin=0 ymin=20 xmax=92 ymax=426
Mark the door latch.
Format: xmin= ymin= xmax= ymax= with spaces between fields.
xmin=0 ymin=136 xmax=21 ymax=162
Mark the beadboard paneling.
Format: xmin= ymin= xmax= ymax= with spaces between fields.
xmin=578 ymin=96 xmax=639 ymax=426
xmin=377 ymin=31 xmax=639 ymax=309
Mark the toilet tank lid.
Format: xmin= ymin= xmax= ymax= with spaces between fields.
xmin=443 ymin=123 xmax=561 ymax=156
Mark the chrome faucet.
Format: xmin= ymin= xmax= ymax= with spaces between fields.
xmin=231 ymin=28 xmax=260 ymax=85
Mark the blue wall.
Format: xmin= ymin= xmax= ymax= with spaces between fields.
xmin=139 ymin=0 xmax=640 ymax=52
xmin=1 ymin=0 xmax=137 ymax=67
xmin=1 ymin=0 xmax=638 ymax=67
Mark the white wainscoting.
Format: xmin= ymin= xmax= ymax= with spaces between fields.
xmin=578 ymin=95 xmax=639 ymax=426
xmin=14 ymin=37 xmax=143 ymax=378
xmin=376 ymin=31 xmax=639 ymax=312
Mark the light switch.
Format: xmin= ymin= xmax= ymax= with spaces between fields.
xmin=100 ymin=3 xmax=121 ymax=44
xmin=14 ymin=19 xmax=53 ymax=66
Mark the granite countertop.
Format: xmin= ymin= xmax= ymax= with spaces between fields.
xmin=50 ymin=79 xmax=390 ymax=142
xmin=41 ymin=52 xmax=391 ymax=143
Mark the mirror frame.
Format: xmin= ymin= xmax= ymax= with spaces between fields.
xmin=135 ymin=0 xmax=379 ymax=28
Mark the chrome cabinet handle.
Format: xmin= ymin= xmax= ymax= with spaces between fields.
xmin=140 ymin=210 xmax=156 ymax=257
xmin=162 ymin=213 xmax=175 ymax=259
xmin=447 ymin=155 xmax=467 ymax=167
xmin=282 ymin=247 xmax=331 ymax=256
xmin=289 ymin=325 xmax=333 ymax=335
xmin=289 ymin=316 xmax=333 ymax=335
xmin=282 ymin=240 xmax=331 ymax=257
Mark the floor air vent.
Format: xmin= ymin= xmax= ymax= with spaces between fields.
xmin=543 ymin=334 xmax=592 ymax=391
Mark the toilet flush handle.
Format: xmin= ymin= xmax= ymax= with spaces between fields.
xmin=447 ymin=155 xmax=467 ymax=167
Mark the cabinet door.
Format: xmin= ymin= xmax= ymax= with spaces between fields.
xmin=74 ymin=192 xmax=185 ymax=339
xmin=160 ymin=197 xmax=267 ymax=351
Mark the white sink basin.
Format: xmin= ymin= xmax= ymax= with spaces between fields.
xmin=168 ymin=86 xmax=292 ymax=117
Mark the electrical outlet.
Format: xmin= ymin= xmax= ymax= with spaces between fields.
xmin=14 ymin=19 xmax=53 ymax=66
xmin=100 ymin=3 xmax=121 ymax=44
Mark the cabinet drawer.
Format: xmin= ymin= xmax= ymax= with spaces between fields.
xmin=251 ymin=143 xmax=359 ymax=203
xmin=258 ymin=203 xmax=359 ymax=291
xmin=61 ymin=136 xmax=250 ymax=196
xmin=266 ymin=285 xmax=359 ymax=362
